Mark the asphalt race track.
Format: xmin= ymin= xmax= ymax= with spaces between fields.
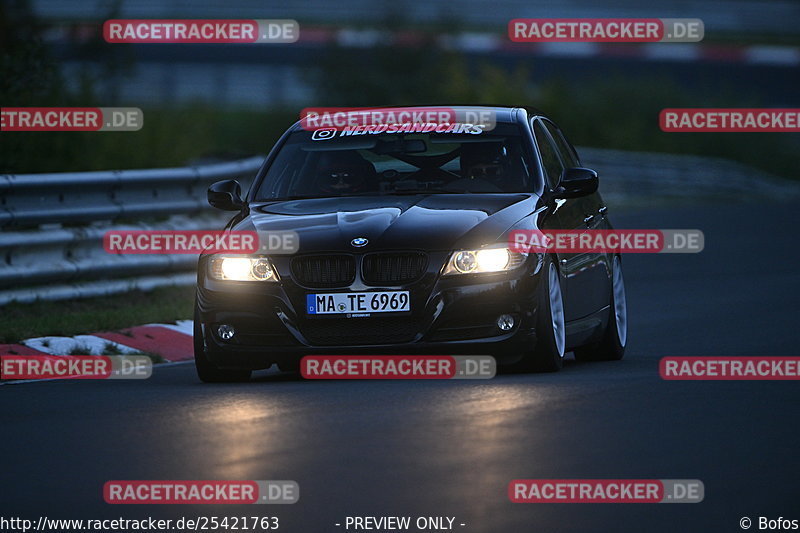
xmin=2 ymin=201 xmax=798 ymax=533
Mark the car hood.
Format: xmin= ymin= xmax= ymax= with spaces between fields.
xmin=237 ymin=194 xmax=538 ymax=252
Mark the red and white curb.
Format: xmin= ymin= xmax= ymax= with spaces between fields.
xmin=1 ymin=319 xmax=288 ymax=383
xmin=48 ymin=24 xmax=800 ymax=67
xmin=0 ymin=320 xmax=194 ymax=365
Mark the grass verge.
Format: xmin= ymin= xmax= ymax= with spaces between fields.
xmin=0 ymin=286 xmax=195 ymax=345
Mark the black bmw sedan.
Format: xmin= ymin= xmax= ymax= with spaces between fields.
xmin=194 ymin=106 xmax=627 ymax=382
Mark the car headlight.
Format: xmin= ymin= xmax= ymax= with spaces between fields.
xmin=208 ymin=256 xmax=278 ymax=281
xmin=442 ymin=246 xmax=527 ymax=276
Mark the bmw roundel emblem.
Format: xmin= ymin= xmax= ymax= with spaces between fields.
xmin=351 ymin=237 xmax=368 ymax=247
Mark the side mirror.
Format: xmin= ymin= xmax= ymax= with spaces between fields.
xmin=555 ymin=167 xmax=598 ymax=199
xmin=208 ymin=180 xmax=244 ymax=211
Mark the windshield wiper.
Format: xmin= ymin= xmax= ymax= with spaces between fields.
xmin=260 ymin=195 xmax=332 ymax=202
xmin=259 ymin=189 xmax=467 ymax=201
xmin=260 ymin=192 xmax=387 ymax=202
xmin=386 ymin=188 xmax=465 ymax=195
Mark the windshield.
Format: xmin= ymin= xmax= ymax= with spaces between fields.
xmin=253 ymin=123 xmax=537 ymax=201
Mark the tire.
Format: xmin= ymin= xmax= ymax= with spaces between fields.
xmin=508 ymin=256 xmax=565 ymax=373
xmin=574 ymin=255 xmax=627 ymax=362
xmin=194 ymin=305 xmax=252 ymax=383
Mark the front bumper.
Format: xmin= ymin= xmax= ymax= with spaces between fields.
xmin=196 ymin=254 xmax=545 ymax=370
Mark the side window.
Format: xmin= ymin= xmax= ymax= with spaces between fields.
xmin=544 ymin=121 xmax=579 ymax=169
xmin=532 ymin=120 xmax=564 ymax=190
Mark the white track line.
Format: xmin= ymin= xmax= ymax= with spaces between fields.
xmin=21 ymin=335 xmax=143 ymax=356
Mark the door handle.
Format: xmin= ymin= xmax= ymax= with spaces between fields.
xmin=598 ymin=206 xmax=608 ymax=216
xmin=583 ymin=214 xmax=596 ymax=224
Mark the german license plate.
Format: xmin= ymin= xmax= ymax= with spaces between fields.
xmin=306 ymin=291 xmax=410 ymax=315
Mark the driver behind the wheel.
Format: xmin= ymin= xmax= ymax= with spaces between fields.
xmin=313 ymin=151 xmax=376 ymax=195
xmin=455 ymin=142 xmax=515 ymax=191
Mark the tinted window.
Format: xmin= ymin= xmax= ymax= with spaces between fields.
xmin=254 ymin=123 xmax=536 ymax=200
xmin=544 ymin=121 xmax=579 ymax=168
xmin=532 ymin=120 xmax=564 ymax=190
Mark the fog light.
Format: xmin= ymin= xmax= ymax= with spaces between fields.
xmin=497 ymin=314 xmax=515 ymax=331
xmin=217 ymin=324 xmax=235 ymax=340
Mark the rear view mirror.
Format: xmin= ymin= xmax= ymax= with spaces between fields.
xmin=555 ymin=167 xmax=598 ymax=199
xmin=208 ymin=180 xmax=244 ymax=211
xmin=374 ymin=138 xmax=427 ymax=154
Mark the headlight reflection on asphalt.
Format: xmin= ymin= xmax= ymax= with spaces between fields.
xmin=186 ymin=395 xmax=297 ymax=479
xmin=387 ymin=384 xmax=554 ymax=513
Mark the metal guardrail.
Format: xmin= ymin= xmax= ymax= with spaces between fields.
xmin=0 ymin=156 xmax=263 ymax=228
xmin=578 ymin=147 xmax=800 ymax=207
xmin=1 ymin=150 xmax=798 ymax=306
xmin=0 ymin=157 xmax=263 ymax=306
